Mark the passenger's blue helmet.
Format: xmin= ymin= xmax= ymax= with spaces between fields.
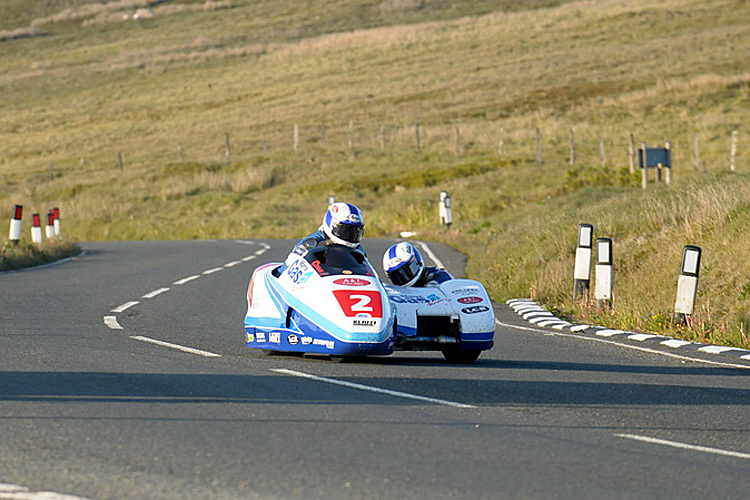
xmin=383 ymin=242 xmax=424 ymax=287
xmin=322 ymin=202 xmax=365 ymax=247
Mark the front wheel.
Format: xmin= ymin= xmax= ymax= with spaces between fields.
xmin=441 ymin=348 xmax=481 ymax=364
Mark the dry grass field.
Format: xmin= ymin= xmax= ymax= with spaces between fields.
xmin=1 ymin=0 xmax=749 ymax=345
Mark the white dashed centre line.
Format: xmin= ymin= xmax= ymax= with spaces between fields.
xmin=615 ymin=434 xmax=750 ymax=460
xmin=142 ymin=287 xmax=170 ymax=299
xmin=130 ymin=336 xmax=221 ymax=358
xmin=173 ymin=275 xmax=200 ymax=285
xmin=103 ymin=316 xmax=123 ymax=330
xmin=272 ymin=368 xmax=476 ymax=409
xmin=111 ymin=301 xmax=139 ymax=313
xmin=202 ymin=267 xmax=224 ymax=275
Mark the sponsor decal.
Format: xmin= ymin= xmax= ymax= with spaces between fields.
xmin=333 ymin=278 xmax=370 ymax=287
xmin=462 ymin=305 xmax=490 ymax=314
xmin=246 ymin=333 xmax=255 ymax=343
xmin=457 ymin=296 xmax=483 ymax=304
xmin=333 ymin=290 xmax=383 ymax=318
xmin=391 ymin=293 xmax=442 ymax=304
xmin=342 ymin=270 xmax=353 ymax=275
xmin=451 ymin=287 xmax=481 ymax=295
xmin=313 ymin=338 xmax=335 ymax=350
xmin=347 ymin=213 xmax=361 ymax=223
xmin=288 ymin=334 xmax=299 ymax=345
xmin=269 ymin=332 xmax=281 ymax=344
xmin=287 ymin=259 xmax=313 ymax=285
xmin=311 ymin=260 xmax=328 ymax=276
xmin=353 ymin=318 xmax=378 ymax=327
xmin=301 ymin=336 xmax=313 ymax=345
xmin=256 ymin=332 xmax=266 ymax=342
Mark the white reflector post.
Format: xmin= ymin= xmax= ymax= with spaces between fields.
xmin=45 ymin=211 xmax=55 ymax=239
xmin=594 ymin=238 xmax=613 ymax=309
xmin=573 ymin=223 xmax=594 ymax=300
xmin=31 ymin=213 xmax=43 ymax=244
xmin=439 ymin=191 xmax=452 ymax=226
xmin=53 ymin=207 xmax=61 ymax=236
xmin=674 ymin=245 xmax=701 ymax=325
xmin=328 ymin=195 xmax=335 ymax=207
xmin=9 ymin=204 xmax=23 ymax=244
xmin=439 ymin=191 xmax=447 ymax=224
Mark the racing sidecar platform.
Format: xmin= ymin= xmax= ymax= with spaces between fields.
xmin=243 ymin=244 xmax=494 ymax=363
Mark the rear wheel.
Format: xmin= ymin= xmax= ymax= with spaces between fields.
xmin=441 ymin=348 xmax=481 ymax=364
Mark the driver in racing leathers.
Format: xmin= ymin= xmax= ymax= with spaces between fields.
xmin=286 ymin=202 xmax=366 ymax=264
xmin=382 ymin=241 xmax=453 ymax=287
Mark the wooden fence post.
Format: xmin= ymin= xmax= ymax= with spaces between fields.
xmin=293 ymin=124 xmax=299 ymax=151
xmin=118 ymin=152 xmax=124 ymax=173
xmin=665 ymin=140 xmax=672 ymax=186
xmin=569 ymin=128 xmax=576 ymax=166
xmin=415 ymin=123 xmax=421 ymax=152
xmin=224 ymin=132 xmax=231 ymax=164
xmin=599 ymin=136 xmax=606 ymax=168
xmin=320 ymin=123 xmax=327 ymax=148
xmin=380 ymin=124 xmax=386 ymax=150
xmin=535 ymin=127 xmax=543 ymax=164
xmin=693 ymin=134 xmax=701 ymax=172
xmin=628 ymin=132 xmax=635 ymax=174
xmin=730 ymin=130 xmax=738 ymax=171
xmin=348 ymin=121 xmax=354 ymax=149
xmin=454 ymin=124 xmax=461 ymax=158
xmin=177 ymin=142 xmax=184 ymax=162
xmin=641 ymin=142 xmax=648 ymax=189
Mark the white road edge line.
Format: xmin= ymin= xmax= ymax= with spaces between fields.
xmin=615 ymin=433 xmax=750 ymax=460
xmin=142 ymin=287 xmax=170 ymax=299
xmin=271 ymin=368 xmax=476 ymax=409
xmin=129 ymin=336 xmax=221 ymax=358
xmin=0 ymin=481 xmax=91 ymax=499
xmin=414 ymin=241 xmax=445 ymax=269
xmin=103 ymin=316 xmax=123 ymax=330
xmin=495 ymin=320 xmax=750 ymax=371
xmin=173 ymin=275 xmax=200 ymax=285
xmin=111 ymin=301 xmax=138 ymax=313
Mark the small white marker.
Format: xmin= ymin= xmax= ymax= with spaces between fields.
xmin=142 ymin=287 xmax=170 ymax=299
xmin=111 ymin=301 xmax=139 ymax=313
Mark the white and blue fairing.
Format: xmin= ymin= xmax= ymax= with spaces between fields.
xmin=244 ymin=246 xmax=395 ymax=356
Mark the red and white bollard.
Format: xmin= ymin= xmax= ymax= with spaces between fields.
xmin=31 ymin=213 xmax=43 ymax=244
xmin=9 ymin=204 xmax=23 ymax=244
xmin=45 ymin=211 xmax=55 ymax=239
xmin=53 ymin=207 xmax=61 ymax=236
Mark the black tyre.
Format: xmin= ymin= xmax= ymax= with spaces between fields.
xmin=441 ymin=348 xmax=481 ymax=364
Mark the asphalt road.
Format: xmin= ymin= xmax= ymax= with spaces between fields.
xmin=1 ymin=239 xmax=748 ymax=499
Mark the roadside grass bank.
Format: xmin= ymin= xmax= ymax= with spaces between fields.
xmin=1 ymin=0 xmax=749 ymax=346
xmin=0 ymin=239 xmax=82 ymax=272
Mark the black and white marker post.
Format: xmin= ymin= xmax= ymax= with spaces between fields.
xmin=9 ymin=204 xmax=23 ymax=244
xmin=439 ymin=191 xmax=453 ymax=227
xmin=594 ymin=237 xmax=613 ymax=310
xmin=573 ymin=223 xmax=594 ymax=300
xmin=674 ymin=245 xmax=702 ymax=326
xmin=53 ymin=207 xmax=61 ymax=236
xmin=31 ymin=213 xmax=43 ymax=244
xmin=45 ymin=211 xmax=55 ymax=239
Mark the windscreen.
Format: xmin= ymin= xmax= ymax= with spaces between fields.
xmin=304 ymin=245 xmax=375 ymax=277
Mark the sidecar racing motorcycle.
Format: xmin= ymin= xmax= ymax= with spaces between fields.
xmin=243 ymin=244 xmax=494 ymax=363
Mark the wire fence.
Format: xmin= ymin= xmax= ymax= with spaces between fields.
xmin=4 ymin=121 xmax=744 ymax=187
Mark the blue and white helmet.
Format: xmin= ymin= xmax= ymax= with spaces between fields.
xmin=383 ymin=242 xmax=425 ymax=287
xmin=322 ymin=202 xmax=365 ymax=248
